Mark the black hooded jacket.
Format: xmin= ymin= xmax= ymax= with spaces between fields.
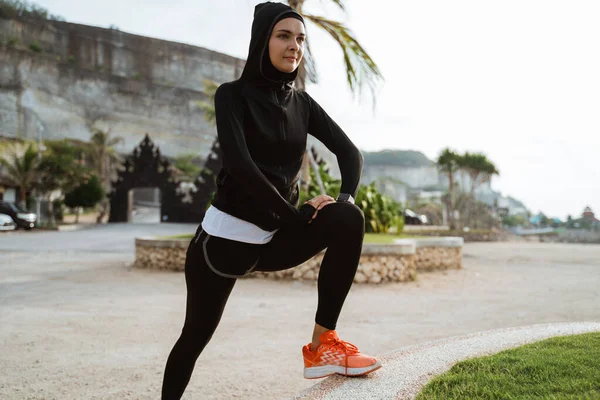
xmin=210 ymin=1 xmax=363 ymax=231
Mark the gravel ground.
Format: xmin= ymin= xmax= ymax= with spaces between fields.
xmin=1 ymin=241 xmax=599 ymax=400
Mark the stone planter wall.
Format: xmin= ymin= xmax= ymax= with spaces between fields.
xmin=407 ymin=230 xmax=505 ymax=242
xmin=253 ymin=243 xmax=417 ymax=284
xmin=557 ymin=229 xmax=600 ymax=244
xmin=415 ymin=247 xmax=462 ymax=271
xmin=135 ymin=237 xmax=188 ymax=272
xmin=134 ymin=237 xmax=463 ymax=283
xmin=409 ymin=238 xmax=463 ymax=271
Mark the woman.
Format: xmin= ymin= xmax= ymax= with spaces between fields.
xmin=161 ymin=2 xmax=381 ymax=398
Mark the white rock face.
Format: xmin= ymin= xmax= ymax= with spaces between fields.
xmin=0 ymin=18 xmax=245 ymax=158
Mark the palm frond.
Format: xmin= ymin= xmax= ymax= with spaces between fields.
xmin=302 ymin=38 xmax=319 ymax=85
xmin=196 ymin=102 xmax=216 ymax=125
xmin=201 ymin=80 xmax=219 ymax=100
xmin=107 ymin=137 xmax=124 ymax=148
xmin=0 ymin=158 xmax=19 ymax=185
xmin=87 ymin=129 xmax=124 ymax=184
xmin=0 ymin=143 xmax=39 ymax=188
xmin=436 ymin=148 xmax=460 ymax=173
xmin=304 ymin=13 xmax=383 ymax=102
xmin=195 ymin=80 xmax=219 ymax=125
xmin=287 ymin=0 xmax=303 ymax=13
xmin=319 ymin=0 xmax=346 ymax=12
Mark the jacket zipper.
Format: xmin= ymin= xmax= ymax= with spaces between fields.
xmin=275 ymin=85 xmax=288 ymax=187
xmin=275 ymin=85 xmax=286 ymax=141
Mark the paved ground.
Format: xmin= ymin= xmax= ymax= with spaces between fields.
xmin=1 ymin=226 xmax=599 ymax=400
xmin=0 ymin=222 xmax=196 ymax=253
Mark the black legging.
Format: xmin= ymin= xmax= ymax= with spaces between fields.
xmin=161 ymin=202 xmax=365 ymax=399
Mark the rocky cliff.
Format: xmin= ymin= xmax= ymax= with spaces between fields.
xmin=0 ymin=16 xmax=244 ymax=158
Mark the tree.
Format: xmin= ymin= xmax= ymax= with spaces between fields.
xmin=436 ymin=148 xmax=460 ymax=230
xmin=287 ymin=0 xmax=383 ymax=96
xmin=457 ymin=152 xmax=499 ymax=228
xmin=287 ymin=0 xmax=383 ymax=192
xmin=87 ymin=129 xmax=124 ymax=223
xmin=64 ymin=175 xmax=104 ymax=223
xmin=299 ymin=163 xmax=403 ymax=233
xmin=191 ymin=79 xmax=223 ymax=210
xmin=502 ymin=214 xmax=527 ymax=228
xmin=537 ymin=212 xmax=550 ymax=228
xmin=566 ymin=215 xmax=574 ymax=228
xmin=0 ymin=142 xmax=39 ymax=208
xmin=37 ymin=140 xmax=92 ymax=225
xmin=195 ymin=79 xmax=218 ymax=125
xmin=459 ymin=152 xmax=500 ymax=198
xmin=172 ymin=153 xmax=203 ymax=181
xmin=0 ymin=0 xmax=64 ymax=21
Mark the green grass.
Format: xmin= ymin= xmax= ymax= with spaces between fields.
xmin=363 ymin=233 xmax=423 ymax=244
xmin=158 ymin=234 xmax=195 ymax=240
xmin=157 ymin=232 xmax=421 ymax=244
xmin=416 ymin=333 xmax=600 ymax=400
xmin=407 ymin=229 xmax=496 ymax=235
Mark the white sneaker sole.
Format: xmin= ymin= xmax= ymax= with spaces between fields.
xmin=304 ymin=360 xmax=382 ymax=379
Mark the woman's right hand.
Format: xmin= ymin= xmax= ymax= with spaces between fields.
xmin=304 ymin=194 xmax=336 ymax=223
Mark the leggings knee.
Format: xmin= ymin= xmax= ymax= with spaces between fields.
xmin=325 ymin=202 xmax=365 ymax=234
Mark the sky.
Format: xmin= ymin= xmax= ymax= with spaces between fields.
xmin=35 ymin=0 xmax=600 ymax=220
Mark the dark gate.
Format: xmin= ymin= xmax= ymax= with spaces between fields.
xmin=108 ymin=134 xmax=222 ymax=223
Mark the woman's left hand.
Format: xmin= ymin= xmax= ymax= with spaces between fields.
xmin=304 ymin=194 xmax=336 ymax=222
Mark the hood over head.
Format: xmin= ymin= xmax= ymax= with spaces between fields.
xmin=240 ymin=2 xmax=305 ymax=87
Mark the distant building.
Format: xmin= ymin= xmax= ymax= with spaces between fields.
xmin=0 ymin=166 xmax=17 ymax=202
xmin=582 ymin=206 xmax=599 ymax=223
xmin=0 ymin=182 xmax=17 ymax=203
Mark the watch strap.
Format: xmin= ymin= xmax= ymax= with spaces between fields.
xmin=336 ymin=193 xmax=355 ymax=204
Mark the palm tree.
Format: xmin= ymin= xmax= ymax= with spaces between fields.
xmin=459 ymin=152 xmax=499 ymax=199
xmin=0 ymin=142 xmax=39 ymax=208
xmin=88 ymin=129 xmax=124 ymax=223
xmin=287 ymin=0 xmax=383 ymax=192
xmin=196 ymin=79 xmax=219 ymax=125
xmin=457 ymin=152 xmax=499 ymax=227
xmin=287 ymin=0 xmax=383 ymax=95
xmin=436 ymin=148 xmax=460 ymax=230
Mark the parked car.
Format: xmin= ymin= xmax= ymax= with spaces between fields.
xmin=404 ymin=209 xmax=428 ymax=225
xmin=0 ymin=213 xmax=16 ymax=231
xmin=0 ymin=201 xmax=37 ymax=230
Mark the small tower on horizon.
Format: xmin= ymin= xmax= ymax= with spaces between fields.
xmin=582 ymin=206 xmax=598 ymax=222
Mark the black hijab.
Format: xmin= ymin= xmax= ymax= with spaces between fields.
xmin=240 ymin=2 xmax=305 ymax=87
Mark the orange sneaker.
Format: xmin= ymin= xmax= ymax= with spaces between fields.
xmin=302 ymin=330 xmax=382 ymax=379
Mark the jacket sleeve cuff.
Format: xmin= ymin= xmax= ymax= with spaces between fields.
xmin=298 ymin=203 xmax=316 ymax=223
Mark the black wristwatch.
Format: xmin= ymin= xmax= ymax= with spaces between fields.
xmin=336 ymin=193 xmax=355 ymax=204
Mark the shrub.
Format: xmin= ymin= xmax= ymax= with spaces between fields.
xmin=64 ymin=175 xmax=104 ymax=210
xmin=0 ymin=0 xmax=63 ymax=21
xmin=298 ymin=163 xmax=341 ymax=205
xmin=299 ymin=164 xmax=404 ymax=233
xmin=52 ymin=199 xmax=64 ymax=222
xmin=29 ymin=40 xmax=41 ymax=52
xmin=356 ymin=182 xmax=404 ymax=233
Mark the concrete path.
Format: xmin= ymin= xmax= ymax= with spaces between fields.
xmin=292 ymin=322 xmax=600 ymax=400
xmin=0 ymin=222 xmax=196 ymax=253
xmin=1 ymin=233 xmax=599 ymax=400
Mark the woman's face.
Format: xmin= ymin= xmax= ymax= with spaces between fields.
xmin=268 ymin=17 xmax=306 ymax=73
